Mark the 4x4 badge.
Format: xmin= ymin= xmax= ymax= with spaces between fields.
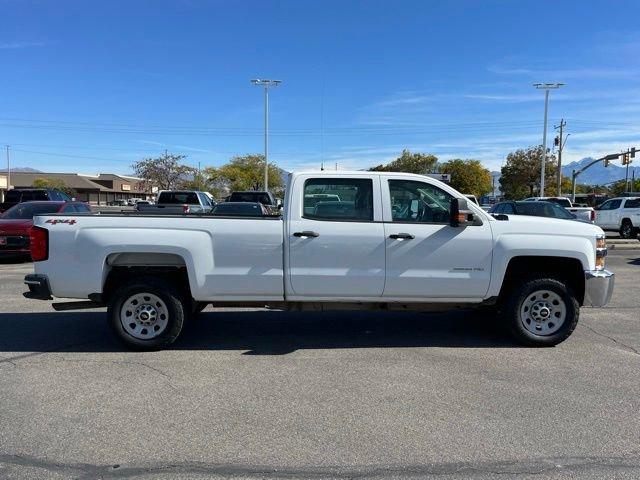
xmin=45 ymin=219 xmax=77 ymax=225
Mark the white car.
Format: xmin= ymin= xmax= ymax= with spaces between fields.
xmin=24 ymin=171 xmax=613 ymax=350
xmin=594 ymin=197 xmax=640 ymax=239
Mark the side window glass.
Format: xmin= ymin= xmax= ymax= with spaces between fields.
xmin=388 ymin=179 xmax=453 ymax=223
xmin=33 ymin=191 xmax=49 ymax=200
xmin=504 ymin=204 xmax=515 ymax=214
xmin=610 ymin=199 xmax=622 ymax=210
xmin=625 ymin=198 xmax=640 ymax=208
xmin=303 ymin=178 xmax=373 ymax=221
xmin=62 ymin=205 xmax=77 ymax=213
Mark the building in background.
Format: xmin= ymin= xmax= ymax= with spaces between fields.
xmin=5 ymin=172 xmax=154 ymax=205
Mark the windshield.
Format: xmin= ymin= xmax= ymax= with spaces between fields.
xmin=157 ymin=191 xmax=200 ymax=204
xmin=229 ymin=192 xmax=273 ymax=205
xmin=516 ymin=202 xmax=574 ymax=219
xmin=1 ymin=203 xmax=61 ymax=219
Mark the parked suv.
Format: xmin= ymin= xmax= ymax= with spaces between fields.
xmin=594 ymin=197 xmax=640 ymax=239
xmin=0 ymin=188 xmax=72 ymax=213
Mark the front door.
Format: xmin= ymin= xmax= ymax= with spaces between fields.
xmin=287 ymin=175 xmax=386 ymax=299
xmin=382 ymin=177 xmax=493 ymax=299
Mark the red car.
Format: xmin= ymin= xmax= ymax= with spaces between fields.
xmin=0 ymin=201 xmax=92 ymax=260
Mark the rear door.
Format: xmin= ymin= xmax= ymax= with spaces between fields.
xmin=286 ymin=174 xmax=386 ymax=299
xmin=381 ymin=176 xmax=493 ymax=299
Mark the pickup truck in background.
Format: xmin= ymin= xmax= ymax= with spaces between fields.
xmin=523 ymin=196 xmax=595 ymax=223
xmin=24 ymin=171 xmax=614 ymax=350
xmin=594 ymin=196 xmax=640 ymax=239
xmin=136 ymin=190 xmax=215 ymax=214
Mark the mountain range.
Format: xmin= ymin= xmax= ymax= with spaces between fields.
xmin=561 ymin=158 xmax=640 ymax=186
xmin=0 ymin=167 xmax=42 ymax=173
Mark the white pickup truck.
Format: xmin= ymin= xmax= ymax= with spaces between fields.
xmin=594 ymin=196 xmax=640 ymax=239
xmin=24 ymin=171 xmax=614 ymax=350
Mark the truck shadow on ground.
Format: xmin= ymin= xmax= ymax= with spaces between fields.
xmin=0 ymin=309 xmax=519 ymax=355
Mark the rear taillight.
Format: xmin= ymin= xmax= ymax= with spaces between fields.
xmin=590 ymin=210 xmax=596 ymax=222
xmin=30 ymin=226 xmax=49 ymax=262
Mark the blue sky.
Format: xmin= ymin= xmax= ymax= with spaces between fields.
xmin=1 ymin=0 xmax=639 ymax=175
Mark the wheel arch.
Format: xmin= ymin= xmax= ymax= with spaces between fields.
xmin=101 ymin=252 xmax=193 ymax=304
xmin=497 ymin=256 xmax=585 ymax=306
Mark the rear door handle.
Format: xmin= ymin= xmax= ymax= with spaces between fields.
xmin=293 ymin=231 xmax=319 ymax=238
xmin=389 ymin=233 xmax=415 ymax=240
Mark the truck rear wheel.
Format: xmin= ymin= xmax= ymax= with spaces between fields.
xmin=504 ymin=277 xmax=579 ymax=347
xmin=107 ymin=277 xmax=185 ymax=350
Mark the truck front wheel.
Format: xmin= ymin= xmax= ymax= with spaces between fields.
xmin=620 ymin=219 xmax=634 ymax=239
xmin=504 ymin=277 xmax=579 ymax=347
xmin=107 ymin=277 xmax=185 ymax=350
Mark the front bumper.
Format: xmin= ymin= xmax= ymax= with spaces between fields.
xmin=583 ymin=269 xmax=614 ymax=307
xmin=23 ymin=274 xmax=53 ymax=300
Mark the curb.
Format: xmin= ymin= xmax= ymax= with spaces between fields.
xmin=608 ymin=243 xmax=640 ymax=250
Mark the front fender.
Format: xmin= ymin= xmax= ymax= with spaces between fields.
xmin=486 ymin=233 xmax=593 ymax=298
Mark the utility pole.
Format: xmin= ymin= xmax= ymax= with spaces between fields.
xmin=251 ymin=79 xmax=282 ymax=191
xmin=554 ymin=119 xmax=567 ymax=196
xmin=534 ymin=83 xmax=564 ymax=196
xmin=5 ymin=145 xmax=10 ymax=190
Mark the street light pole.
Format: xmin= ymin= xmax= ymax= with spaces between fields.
xmin=534 ymin=83 xmax=564 ymax=196
xmin=251 ymin=79 xmax=282 ymax=191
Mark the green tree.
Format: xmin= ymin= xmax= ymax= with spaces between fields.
xmin=369 ymin=149 xmax=438 ymax=174
xmin=439 ymin=159 xmax=492 ymax=197
xmin=499 ymin=146 xmax=557 ymax=199
xmin=131 ymin=152 xmax=194 ymax=191
xmin=610 ymin=178 xmax=640 ymax=195
xmin=204 ymin=154 xmax=284 ymax=197
xmin=32 ymin=178 xmax=75 ymax=197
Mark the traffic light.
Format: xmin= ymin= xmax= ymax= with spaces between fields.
xmin=554 ymin=136 xmax=560 ymax=147
xmin=631 ymin=147 xmax=636 ymax=159
xmin=604 ymin=158 xmax=610 ymax=167
xmin=621 ymin=153 xmax=628 ymax=165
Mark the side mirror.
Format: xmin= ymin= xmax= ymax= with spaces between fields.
xmin=450 ymin=198 xmax=478 ymax=227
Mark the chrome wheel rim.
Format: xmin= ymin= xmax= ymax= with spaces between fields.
xmin=120 ymin=293 xmax=169 ymax=340
xmin=520 ymin=289 xmax=566 ymax=336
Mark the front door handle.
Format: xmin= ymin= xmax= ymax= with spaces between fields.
xmin=293 ymin=231 xmax=320 ymax=238
xmin=389 ymin=233 xmax=415 ymax=240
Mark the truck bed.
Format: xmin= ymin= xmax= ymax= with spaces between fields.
xmin=32 ymin=213 xmax=285 ymax=301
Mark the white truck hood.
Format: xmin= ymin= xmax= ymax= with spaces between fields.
xmin=489 ymin=214 xmax=604 ymax=239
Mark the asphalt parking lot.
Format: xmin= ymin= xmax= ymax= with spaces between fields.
xmin=0 ymin=251 xmax=639 ymax=479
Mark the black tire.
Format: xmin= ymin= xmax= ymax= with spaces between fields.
xmin=107 ymin=276 xmax=186 ymax=351
xmin=620 ymin=220 xmax=634 ymax=239
xmin=504 ymin=277 xmax=579 ymax=347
